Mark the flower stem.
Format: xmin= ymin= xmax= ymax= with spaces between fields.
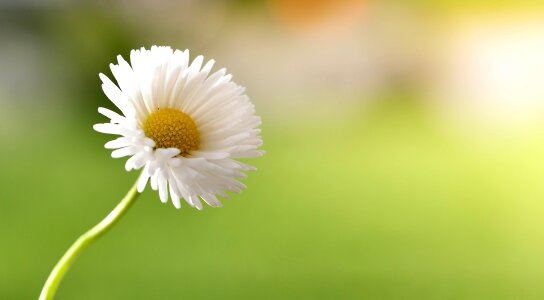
xmin=39 ymin=180 xmax=141 ymax=300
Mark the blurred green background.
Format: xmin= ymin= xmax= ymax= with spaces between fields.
xmin=3 ymin=0 xmax=544 ymax=299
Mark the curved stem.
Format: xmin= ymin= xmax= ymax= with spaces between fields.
xmin=39 ymin=180 xmax=141 ymax=300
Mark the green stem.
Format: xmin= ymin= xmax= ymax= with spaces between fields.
xmin=39 ymin=180 xmax=141 ymax=300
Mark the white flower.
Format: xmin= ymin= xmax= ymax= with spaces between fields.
xmin=93 ymin=46 xmax=264 ymax=209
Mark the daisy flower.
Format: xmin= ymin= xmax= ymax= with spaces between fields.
xmin=93 ymin=46 xmax=264 ymax=209
xmin=40 ymin=45 xmax=264 ymax=300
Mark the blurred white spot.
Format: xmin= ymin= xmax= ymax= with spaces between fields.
xmin=436 ymin=13 xmax=544 ymax=128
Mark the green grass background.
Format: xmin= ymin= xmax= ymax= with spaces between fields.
xmin=2 ymin=96 xmax=544 ymax=299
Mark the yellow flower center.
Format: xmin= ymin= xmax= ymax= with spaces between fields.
xmin=143 ymin=108 xmax=200 ymax=155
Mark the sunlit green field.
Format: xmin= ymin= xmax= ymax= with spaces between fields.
xmin=2 ymin=98 xmax=544 ymax=299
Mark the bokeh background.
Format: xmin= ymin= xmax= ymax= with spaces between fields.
xmin=2 ymin=0 xmax=544 ymax=299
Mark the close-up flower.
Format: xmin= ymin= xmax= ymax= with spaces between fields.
xmin=5 ymin=2 xmax=544 ymax=300
xmin=93 ymin=46 xmax=264 ymax=209
xmin=37 ymin=46 xmax=265 ymax=300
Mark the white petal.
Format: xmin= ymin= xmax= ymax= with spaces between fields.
xmin=201 ymin=193 xmax=222 ymax=208
xmin=158 ymin=172 xmax=168 ymax=203
xmin=150 ymin=170 xmax=159 ymax=191
xmin=111 ymin=147 xmax=135 ymax=158
xmin=190 ymin=151 xmax=230 ymax=160
xmin=137 ymin=165 xmax=151 ymax=192
xmin=99 ymin=73 xmax=133 ymax=116
xmin=189 ymin=195 xmax=203 ymax=210
xmin=131 ymin=152 xmax=150 ymax=170
xmin=169 ymin=183 xmax=182 ymax=209
xmin=105 ymin=137 xmax=131 ymax=149
xmin=124 ymin=152 xmax=149 ymax=171
xmin=98 ymin=107 xmax=124 ymax=122
xmin=93 ymin=123 xmax=122 ymax=135
xmin=155 ymin=148 xmax=180 ymax=159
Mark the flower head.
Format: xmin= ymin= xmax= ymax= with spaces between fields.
xmin=94 ymin=46 xmax=264 ymax=209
